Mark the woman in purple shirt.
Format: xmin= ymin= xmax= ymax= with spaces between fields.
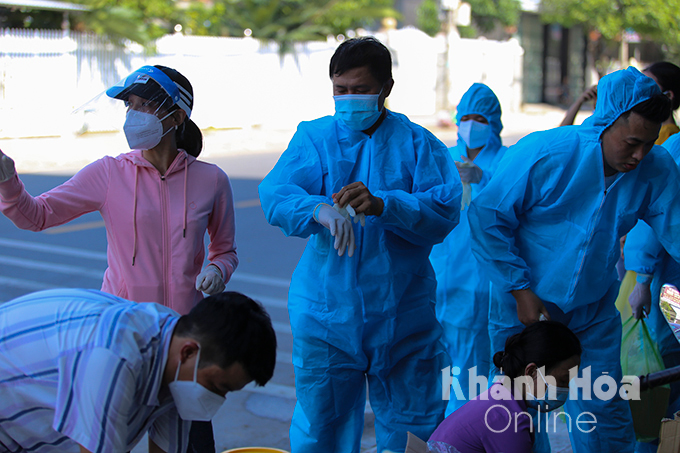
xmin=429 ymin=321 xmax=582 ymax=453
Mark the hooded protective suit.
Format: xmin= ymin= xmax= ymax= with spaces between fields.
xmin=430 ymin=83 xmax=506 ymax=415
xmin=468 ymin=67 xmax=680 ymax=452
xmin=259 ymin=109 xmax=461 ymax=453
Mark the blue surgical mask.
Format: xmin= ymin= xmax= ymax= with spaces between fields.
xmin=458 ymin=120 xmax=491 ymax=149
xmin=334 ymin=92 xmax=382 ymax=131
xmin=526 ymin=368 xmax=569 ymax=412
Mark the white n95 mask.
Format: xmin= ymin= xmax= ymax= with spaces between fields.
xmin=458 ymin=120 xmax=491 ymax=150
xmin=334 ymin=93 xmax=382 ymax=131
xmin=123 ymin=109 xmax=174 ymax=150
xmin=168 ymin=347 xmax=225 ymax=421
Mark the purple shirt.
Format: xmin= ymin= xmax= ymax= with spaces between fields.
xmin=429 ymin=383 xmax=533 ymax=453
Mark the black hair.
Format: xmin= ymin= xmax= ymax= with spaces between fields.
xmin=174 ymin=291 xmax=277 ymax=386
xmin=619 ymin=94 xmax=672 ymax=125
xmin=645 ymin=61 xmax=680 ymax=111
xmin=492 ymin=321 xmax=581 ymax=380
xmin=154 ymin=65 xmax=203 ymax=158
xmin=329 ymin=36 xmax=393 ymax=86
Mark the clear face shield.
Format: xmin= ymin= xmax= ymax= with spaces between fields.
xmin=71 ymin=66 xmax=192 ymax=150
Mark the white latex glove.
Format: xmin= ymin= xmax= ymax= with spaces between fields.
xmin=461 ymin=182 xmax=472 ymax=211
xmin=0 ymin=149 xmax=16 ymax=183
xmin=315 ymin=203 xmax=355 ymax=257
xmin=195 ymin=265 xmax=225 ymax=295
xmin=629 ymin=280 xmax=652 ymax=319
xmin=455 ymin=156 xmax=483 ymax=184
xmin=333 ymin=202 xmax=366 ymax=227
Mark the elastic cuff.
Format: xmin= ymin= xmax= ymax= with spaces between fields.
xmin=636 ymin=273 xmax=652 ymax=284
xmin=208 ymin=264 xmax=223 ymax=279
xmin=312 ymin=203 xmax=328 ymax=223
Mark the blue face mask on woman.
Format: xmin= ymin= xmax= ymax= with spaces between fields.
xmin=525 ymin=367 xmax=569 ymax=412
xmin=334 ymin=90 xmax=383 ymax=131
xmin=458 ymin=119 xmax=491 ymax=150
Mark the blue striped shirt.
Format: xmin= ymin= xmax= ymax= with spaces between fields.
xmin=0 ymin=289 xmax=189 ymax=453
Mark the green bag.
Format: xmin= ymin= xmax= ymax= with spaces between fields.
xmin=620 ymin=317 xmax=670 ymax=442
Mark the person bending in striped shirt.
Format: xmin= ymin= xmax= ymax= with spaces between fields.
xmin=0 ymin=288 xmax=277 ymax=453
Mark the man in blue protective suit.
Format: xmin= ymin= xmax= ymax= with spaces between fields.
xmin=468 ymin=66 xmax=680 ymax=452
xmin=430 ymin=83 xmax=507 ymax=416
xmin=258 ymin=36 xmax=462 ymax=453
xmin=624 ymin=131 xmax=680 ymax=452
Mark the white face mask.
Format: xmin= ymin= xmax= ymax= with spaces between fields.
xmin=168 ymin=347 xmax=226 ymax=421
xmin=123 ymin=109 xmax=174 ymax=150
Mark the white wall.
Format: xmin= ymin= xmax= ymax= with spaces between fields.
xmin=0 ymin=28 xmax=524 ymax=139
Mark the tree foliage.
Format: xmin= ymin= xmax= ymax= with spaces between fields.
xmin=181 ymin=0 xmax=399 ymax=54
xmin=467 ymin=0 xmax=521 ymax=33
xmin=416 ymin=0 xmax=441 ymax=37
xmin=72 ymin=0 xmax=176 ymax=43
xmin=540 ymin=0 xmax=679 ymax=47
xmin=0 ymin=0 xmax=400 ymax=53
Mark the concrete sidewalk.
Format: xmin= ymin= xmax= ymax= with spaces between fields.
xmin=3 ymin=103 xmax=581 ymax=178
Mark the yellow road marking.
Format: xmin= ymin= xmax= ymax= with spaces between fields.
xmin=43 ymin=220 xmax=106 ymax=235
xmin=235 ymin=198 xmax=261 ymax=209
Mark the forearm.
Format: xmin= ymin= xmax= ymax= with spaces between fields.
xmin=260 ymin=186 xmax=328 ymax=238
xmin=371 ymin=188 xmax=460 ymax=246
xmin=559 ymin=101 xmax=583 ymax=127
xmin=207 ymin=250 xmax=238 ymax=283
xmin=624 ymin=221 xmax=664 ymax=275
xmin=0 ymin=175 xmax=48 ymax=231
xmin=0 ymin=163 xmax=104 ymax=231
xmin=469 ymin=204 xmax=532 ymax=292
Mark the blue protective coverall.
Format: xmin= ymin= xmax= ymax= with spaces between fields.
xmin=625 ymin=131 xmax=680 ymax=446
xmin=259 ymin=110 xmax=461 ymax=453
xmin=430 ymin=83 xmax=507 ymax=416
xmin=468 ymin=67 xmax=680 ymax=453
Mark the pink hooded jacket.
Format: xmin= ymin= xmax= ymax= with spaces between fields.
xmin=0 ymin=150 xmax=238 ymax=314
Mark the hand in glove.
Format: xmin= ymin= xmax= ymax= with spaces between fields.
xmin=455 ymin=156 xmax=483 ymax=184
xmin=0 ymin=149 xmax=16 ymax=183
xmin=315 ymin=203 xmax=355 ymax=257
xmin=195 ymin=265 xmax=225 ymax=295
xmin=629 ymin=279 xmax=652 ymax=319
xmin=333 ymin=203 xmax=366 ymax=227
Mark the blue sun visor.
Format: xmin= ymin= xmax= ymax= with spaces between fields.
xmin=106 ymin=65 xmax=192 ymax=118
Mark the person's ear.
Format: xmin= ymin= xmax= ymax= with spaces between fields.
xmin=524 ymin=362 xmax=538 ymax=379
xmin=171 ymin=109 xmax=187 ymax=126
xmin=383 ymin=78 xmax=394 ymax=99
xmin=179 ymin=340 xmax=199 ymax=363
xmin=379 ymin=78 xmax=394 ymax=111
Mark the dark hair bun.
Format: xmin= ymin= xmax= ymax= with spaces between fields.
xmin=495 ymin=321 xmax=582 ymax=380
xmin=493 ymin=351 xmax=505 ymax=369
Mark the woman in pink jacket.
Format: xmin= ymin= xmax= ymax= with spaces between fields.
xmin=0 ymin=65 xmax=238 ymax=316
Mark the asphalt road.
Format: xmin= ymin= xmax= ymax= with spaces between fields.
xmin=0 ymin=170 xmax=310 ymax=452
